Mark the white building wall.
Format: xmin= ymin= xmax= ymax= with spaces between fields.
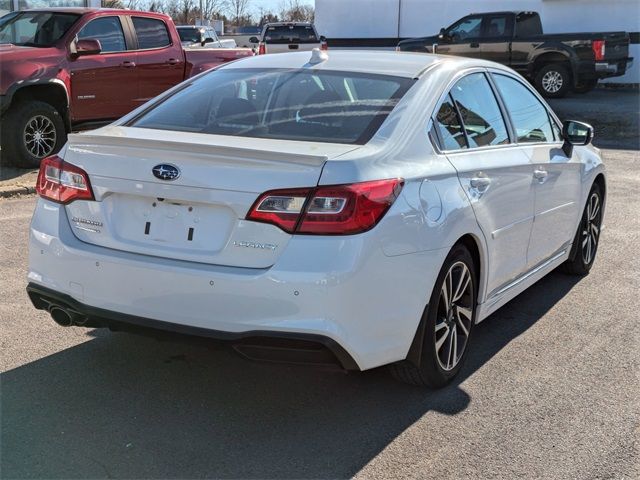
xmin=316 ymin=0 xmax=640 ymax=83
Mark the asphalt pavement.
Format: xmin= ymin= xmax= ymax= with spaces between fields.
xmin=0 ymin=146 xmax=638 ymax=479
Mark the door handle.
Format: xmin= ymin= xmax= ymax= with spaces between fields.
xmin=166 ymin=58 xmax=179 ymax=65
xmin=120 ymin=61 xmax=136 ymax=68
xmin=470 ymin=42 xmax=480 ymax=48
xmin=533 ymin=169 xmax=549 ymax=181
xmin=470 ymin=177 xmax=491 ymax=190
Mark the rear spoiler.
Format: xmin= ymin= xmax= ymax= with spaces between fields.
xmin=67 ymin=130 xmax=329 ymax=168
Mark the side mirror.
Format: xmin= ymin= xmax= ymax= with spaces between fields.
xmin=74 ymin=38 xmax=101 ymax=57
xmin=439 ymin=27 xmax=446 ymax=40
xmin=562 ymin=120 xmax=594 ymax=156
xmin=249 ymin=36 xmax=259 ymax=44
xmin=319 ymin=35 xmax=326 ymax=42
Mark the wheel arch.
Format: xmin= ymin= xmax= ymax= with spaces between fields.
xmin=404 ymin=232 xmax=487 ymax=368
xmin=5 ymin=81 xmax=71 ymax=133
xmin=567 ymin=173 xmax=606 ymax=262
xmin=530 ymin=51 xmax=575 ymax=81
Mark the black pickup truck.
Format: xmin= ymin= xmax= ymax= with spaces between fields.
xmin=397 ymin=11 xmax=633 ymax=98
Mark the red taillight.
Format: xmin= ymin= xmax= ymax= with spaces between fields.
xmin=246 ymin=179 xmax=403 ymax=235
xmin=258 ymin=42 xmax=266 ymax=55
xmin=36 ymin=155 xmax=94 ymax=204
xmin=592 ymin=40 xmax=605 ymax=61
xmin=320 ymin=40 xmax=328 ymax=51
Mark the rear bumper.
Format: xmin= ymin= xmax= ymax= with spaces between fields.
xmin=594 ymin=57 xmax=633 ymax=77
xmin=27 ymin=282 xmax=359 ymax=370
xmin=28 ymin=198 xmax=447 ymax=371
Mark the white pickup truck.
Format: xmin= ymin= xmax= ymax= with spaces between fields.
xmin=250 ymin=22 xmax=327 ymax=55
xmin=177 ymin=25 xmax=237 ymax=49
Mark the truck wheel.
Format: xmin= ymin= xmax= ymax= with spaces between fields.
xmin=1 ymin=101 xmax=66 ymax=169
xmin=535 ymin=63 xmax=571 ymax=98
xmin=574 ymin=79 xmax=598 ymax=94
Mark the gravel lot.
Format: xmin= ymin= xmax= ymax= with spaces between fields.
xmin=0 ymin=144 xmax=638 ymax=479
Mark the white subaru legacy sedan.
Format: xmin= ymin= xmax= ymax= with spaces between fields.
xmin=27 ymin=50 xmax=605 ymax=387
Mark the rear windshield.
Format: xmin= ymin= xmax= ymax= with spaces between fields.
xmin=129 ymin=68 xmax=414 ymax=145
xmin=264 ymin=25 xmax=318 ymax=44
xmin=178 ymin=27 xmax=201 ymax=43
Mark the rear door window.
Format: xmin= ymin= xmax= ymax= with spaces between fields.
xmin=77 ymin=16 xmax=126 ymax=52
xmin=264 ymin=25 xmax=318 ymax=44
xmin=132 ymin=16 xmax=170 ymax=49
xmin=492 ymin=74 xmax=555 ymax=143
xmin=449 ymin=73 xmax=510 ymax=148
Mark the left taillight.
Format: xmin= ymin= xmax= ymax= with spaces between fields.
xmin=36 ymin=155 xmax=94 ymax=204
xmin=246 ymin=178 xmax=404 ymax=235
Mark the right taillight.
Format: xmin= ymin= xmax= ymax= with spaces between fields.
xmin=320 ymin=40 xmax=328 ymax=51
xmin=258 ymin=42 xmax=266 ymax=55
xmin=592 ymin=40 xmax=605 ymax=61
xmin=36 ymin=155 xmax=94 ymax=204
xmin=246 ymin=178 xmax=403 ymax=235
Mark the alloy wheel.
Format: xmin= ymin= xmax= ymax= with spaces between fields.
xmin=542 ymin=70 xmax=563 ymax=94
xmin=24 ymin=115 xmax=57 ymax=159
xmin=435 ymin=261 xmax=474 ymax=371
xmin=582 ymin=192 xmax=601 ymax=265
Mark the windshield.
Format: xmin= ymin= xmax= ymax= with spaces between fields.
xmin=178 ymin=27 xmax=202 ymax=43
xmin=129 ymin=68 xmax=414 ymax=145
xmin=264 ymin=25 xmax=318 ymax=44
xmin=0 ymin=11 xmax=80 ymax=47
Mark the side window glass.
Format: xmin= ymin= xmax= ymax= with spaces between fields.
xmin=450 ymin=73 xmax=509 ymax=148
xmin=132 ymin=16 xmax=170 ymax=49
xmin=493 ymin=74 xmax=554 ymax=143
xmin=484 ymin=16 xmax=507 ymax=38
xmin=433 ymin=95 xmax=467 ymax=150
xmin=77 ymin=16 xmax=126 ymax=53
xmin=447 ymin=16 xmax=482 ymax=42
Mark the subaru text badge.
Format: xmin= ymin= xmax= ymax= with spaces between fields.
xmin=152 ymin=164 xmax=180 ymax=181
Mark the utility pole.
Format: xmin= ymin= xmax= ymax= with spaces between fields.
xmin=200 ymin=0 xmax=204 ymax=26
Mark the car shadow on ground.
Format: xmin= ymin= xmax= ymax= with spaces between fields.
xmin=1 ymin=271 xmax=581 ymax=479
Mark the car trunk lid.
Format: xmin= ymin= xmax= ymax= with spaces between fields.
xmin=62 ymin=126 xmax=358 ymax=268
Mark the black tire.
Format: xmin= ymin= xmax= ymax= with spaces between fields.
xmin=390 ymin=244 xmax=477 ymax=387
xmin=1 ymin=100 xmax=66 ymax=169
xmin=535 ymin=63 xmax=572 ymax=98
xmin=562 ymin=184 xmax=603 ymax=276
xmin=573 ymin=79 xmax=598 ymax=94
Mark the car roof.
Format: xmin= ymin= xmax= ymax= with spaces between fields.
xmin=21 ymin=7 xmax=168 ymax=17
xmin=264 ymin=22 xmax=314 ymax=27
xmin=220 ymin=50 xmax=511 ymax=79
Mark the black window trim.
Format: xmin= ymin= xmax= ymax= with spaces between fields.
xmin=488 ymin=70 xmax=563 ymax=146
xmin=75 ymin=15 xmax=130 ymax=54
xmin=129 ymin=14 xmax=174 ymax=52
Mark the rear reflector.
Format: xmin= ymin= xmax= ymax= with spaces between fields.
xmin=36 ymin=155 xmax=94 ymax=204
xmin=592 ymin=40 xmax=605 ymax=61
xmin=258 ymin=42 xmax=266 ymax=55
xmin=247 ymin=179 xmax=404 ymax=235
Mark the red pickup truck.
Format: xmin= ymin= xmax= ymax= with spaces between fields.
xmin=0 ymin=8 xmax=254 ymax=167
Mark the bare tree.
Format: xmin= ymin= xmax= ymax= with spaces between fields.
xmin=279 ymin=0 xmax=314 ymax=23
xmin=226 ymin=0 xmax=251 ymax=25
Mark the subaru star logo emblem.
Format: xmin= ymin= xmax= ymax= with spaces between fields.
xmin=152 ymin=164 xmax=180 ymax=181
